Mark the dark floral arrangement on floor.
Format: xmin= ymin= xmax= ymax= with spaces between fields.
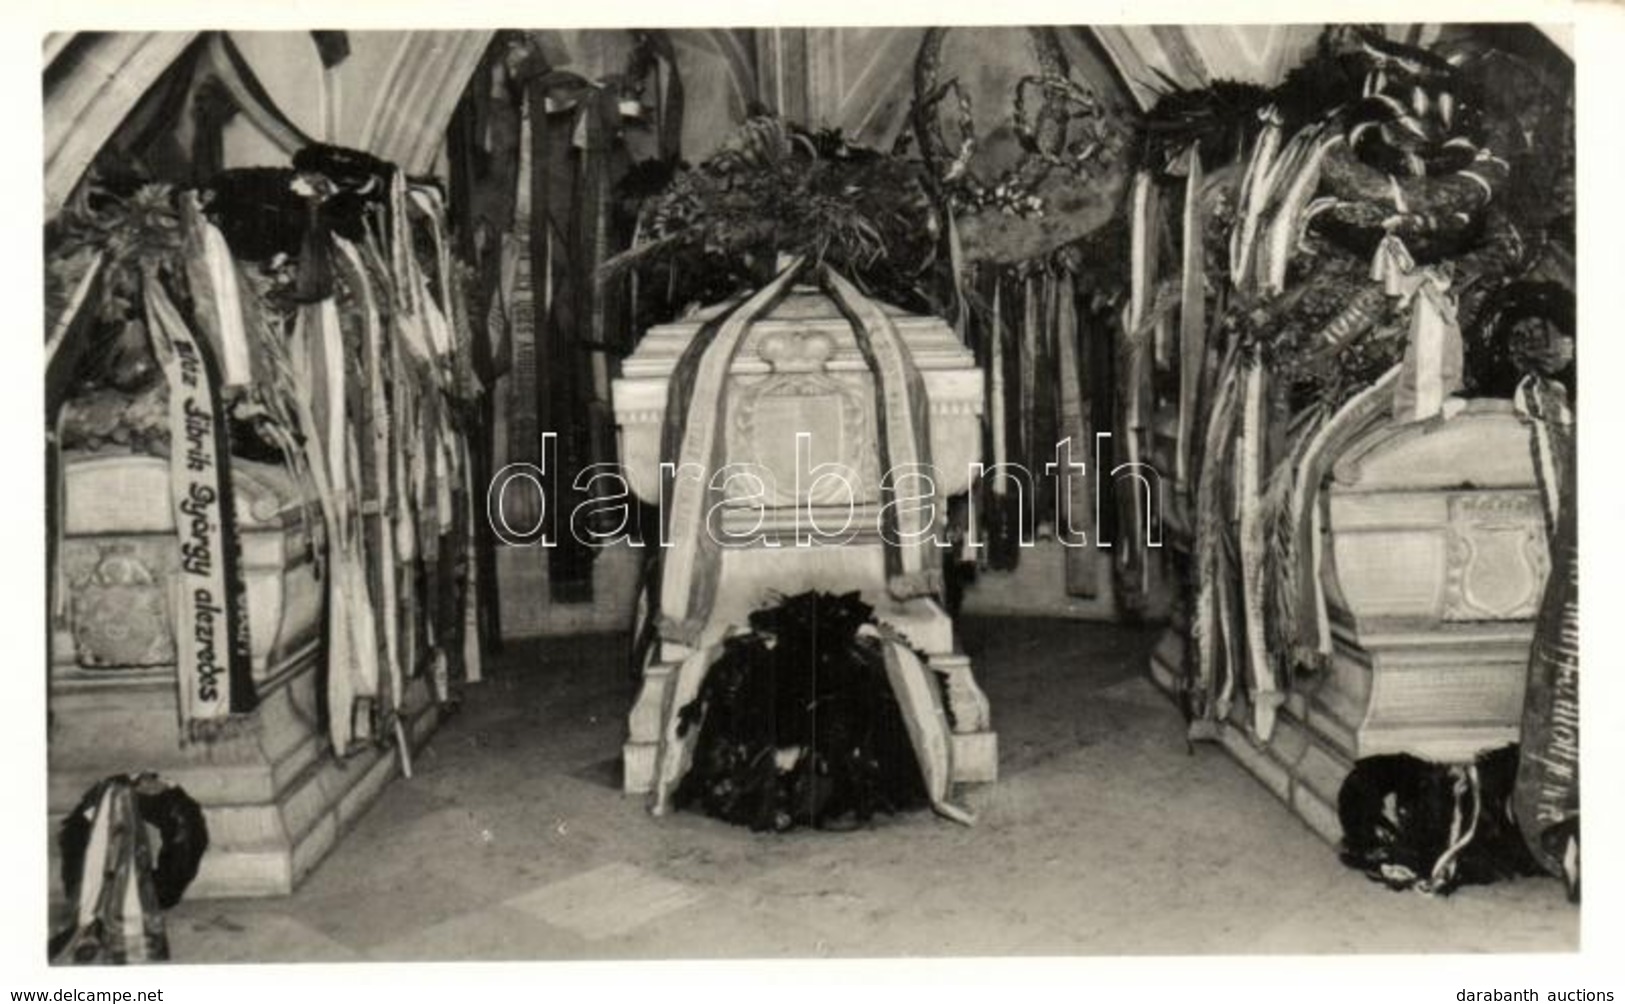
xmin=673 ymin=591 xmax=934 ymax=832
xmin=1337 ymin=746 xmax=1543 ymax=896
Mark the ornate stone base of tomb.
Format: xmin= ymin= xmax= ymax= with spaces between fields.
xmin=613 ymin=284 xmax=997 ymax=797
xmin=1149 ymin=400 xmax=1550 ymax=841
xmin=48 ymin=453 xmax=440 ymax=899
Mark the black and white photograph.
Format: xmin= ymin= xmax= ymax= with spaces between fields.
xmin=11 ymin=3 xmax=1622 ymax=994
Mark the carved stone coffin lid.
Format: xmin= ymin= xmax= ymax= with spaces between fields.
xmin=615 ymin=285 xmax=981 ymax=397
xmin=62 ymin=451 xmax=310 ymax=537
xmin=613 ymin=285 xmax=984 ymax=502
xmin=1320 ymin=399 xmax=1550 ymax=627
xmin=1328 ymin=399 xmax=1537 ymax=494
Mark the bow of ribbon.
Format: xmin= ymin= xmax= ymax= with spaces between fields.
xmin=1371 ymin=235 xmax=1464 ymax=424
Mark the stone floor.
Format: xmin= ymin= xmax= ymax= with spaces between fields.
xmin=159 ymin=617 xmax=1577 ymax=962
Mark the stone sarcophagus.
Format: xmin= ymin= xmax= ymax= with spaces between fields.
xmin=612 ymin=283 xmax=996 ymax=795
xmin=1146 ymin=398 xmax=1554 ymax=846
xmin=54 ymin=453 xmax=323 ymax=683
xmin=50 ymin=452 xmax=438 ymax=899
xmin=1304 ymin=399 xmax=1551 ymax=763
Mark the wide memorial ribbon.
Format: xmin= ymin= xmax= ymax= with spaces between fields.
xmin=142 ymin=275 xmax=256 ymax=737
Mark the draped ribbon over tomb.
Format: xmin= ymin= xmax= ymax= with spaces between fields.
xmin=653 ymin=258 xmax=944 ymax=649
xmin=822 ymin=266 xmax=944 ymax=601
xmin=1286 ymin=365 xmax=1402 ymax=664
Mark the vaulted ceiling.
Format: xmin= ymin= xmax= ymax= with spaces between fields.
xmin=42 ymin=25 xmax=1572 ymax=220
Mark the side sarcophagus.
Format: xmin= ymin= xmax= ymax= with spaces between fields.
xmin=54 ymin=452 xmax=321 ymax=684
xmin=1308 ymin=400 xmax=1551 ymax=762
xmin=48 ymin=451 xmax=437 ymax=900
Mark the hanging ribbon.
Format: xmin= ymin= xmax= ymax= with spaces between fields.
xmin=1512 ymin=376 xmax=1579 ymax=882
xmin=649 ymin=643 xmax=723 ymax=815
xmin=654 ymin=259 xmax=947 ymax=646
xmin=506 ymin=91 xmax=543 ymax=472
xmin=388 ymin=169 xmax=418 ymax=321
xmin=334 ymin=237 xmax=404 ymax=713
xmin=947 ymin=212 xmax=970 ymax=341
xmin=1052 ymin=269 xmax=1097 ymax=595
xmin=410 ymin=187 xmax=457 ymax=328
xmin=1371 ymin=235 xmax=1464 ymax=423
xmin=577 ymin=83 xmax=619 ymax=362
xmin=1188 ymin=345 xmax=1241 ymax=735
xmin=988 ymin=275 xmax=1009 ymax=487
xmin=982 ymin=272 xmax=1021 ymax=571
xmin=291 ymin=298 xmax=380 ymax=752
xmin=1229 ymin=111 xmax=1283 ymax=292
xmin=1235 ymin=357 xmax=1282 ymax=740
xmin=1019 ymin=272 xmax=1040 ymax=477
xmin=402 ymin=194 xmax=457 ymax=364
xmin=180 ymin=197 xmax=256 ymax=389
xmin=1121 ymin=170 xmax=1157 ymax=602
xmin=878 ymin=634 xmax=975 ymax=825
xmin=142 ymin=274 xmax=256 ymax=737
xmin=340 ymin=419 xmax=383 ymax=740
xmin=461 ymin=430 xmax=485 ymax=685
xmin=392 ymin=351 xmax=421 ymax=683
xmin=1257 ymin=126 xmax=1339 ymax=297
xmin=1175 ymin=143 xmax=1207 ymax=493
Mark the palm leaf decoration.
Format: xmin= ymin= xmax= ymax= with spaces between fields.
xmin=603 ymin=113 xmax=943 ymax=312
